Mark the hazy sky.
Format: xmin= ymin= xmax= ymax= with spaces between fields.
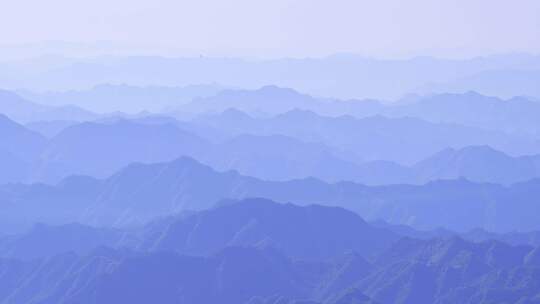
xmin=1 ymin=0 xmax=539 ymax=58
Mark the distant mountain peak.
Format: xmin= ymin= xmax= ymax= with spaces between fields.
xmin=276 ymin=108 xmax=320 ymax=120
xmin=113 ymin=155 xmax=210 ymax=176
xmin=220 ymin=108 xmax=253 ymax=119
xmin=425 ymin=145 xmax=514 ymax=163
xmin=257 ymin=85 xmax=303 ymax=96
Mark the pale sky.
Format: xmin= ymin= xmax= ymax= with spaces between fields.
xmin=1 ymin=0 xmax=539 ymax=58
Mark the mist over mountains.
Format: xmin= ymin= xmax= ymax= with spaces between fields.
xmin=2 ymin=53 xmax=540 ymax=100
xmin=0 ymin=50 xmax=539 ymax=303
xmin=17 ymin=83 xmax=225 ymax=113
xmin=2 ymin=155 xmax=540 ymax=234
xmin=419 ymin=69 xmax=540 ymax=99
xmin=1 ymin=102 xmax=540 ymax=186
xmin=18 ymin=83 xmax=540 ymax=139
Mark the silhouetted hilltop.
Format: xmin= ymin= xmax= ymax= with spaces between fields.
xmin=139 ymin=198 xmax=397 ymax=260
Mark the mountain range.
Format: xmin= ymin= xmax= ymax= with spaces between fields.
xmin=180 ymin=86 xmax=540 ymax=139
xmin=15 ymin=83 xmax=540 ymax=140
xmin=0 ymin=198 xmax=539 ymax=304
xmin=386 ymin=91 xmax=540 ymax=138
xmin=0 ymin=198 xmax=397 ymax=261
xmin=4 ymin=85 xmax=540 ymax=168
xmin=2 ymin=156 xmax=540 ymax=233
xmin=2 ymin=48 xmax=540 ymax=304
xmin=33 ymin=119 xmax=208 ymax=181
xmin=3 ymin=53 xmax=539 ymax=100
xmin=412 ymin=145 xmax=540 ymax=185
xmin=3 ymin=109 xmax=540 ymax=185
xmin=7 ymin=197 xmax=540 ymax=261
xmin=0 ymin=245 xmax=380 ymax=304
xmin=190 ymin=108 xmax=540 ymax=164
xmin=418 ymin=69 xmax=540 ymax=100
xmin=173 ymin=85 xmax=383 ymax=118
